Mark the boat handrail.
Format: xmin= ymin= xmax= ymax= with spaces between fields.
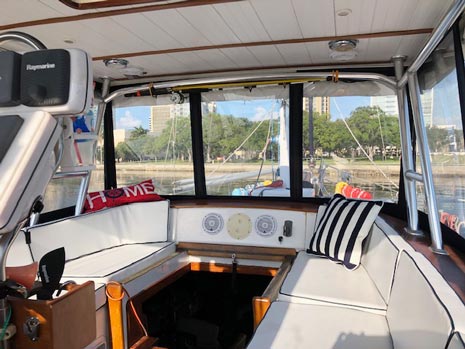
xmin=398 ymin=0 xmax=465 ymax=87
xmin=0 ymin=31 xmax=46 ymax=51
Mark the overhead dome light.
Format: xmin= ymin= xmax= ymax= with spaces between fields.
xmin=328 ymin=39 xmax=358 ymax=61
xmin=103 ymin=58 xmax=128 ymax=69
xmin=336 ymin=8 xmax=352 ymax=17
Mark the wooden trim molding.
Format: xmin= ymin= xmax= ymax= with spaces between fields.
xmin=252 ymin=297 xmax=271 ymax=331
xmin=0 ymin=0 xmax=243 ymax=31
xmin=177 ymin=242 xmax=296 ymax=258
xmin=170 ymin=198 xmax=321 ymax=212
xmin=190 ymin=261 xmax=278 ymax=276
xmin=92 ymin=29 xmax=432 ymax=61
xmin=60 ymin=0 xmax=224 ymax=10
xmin=107 ymin=282 xmax=125 ymax=349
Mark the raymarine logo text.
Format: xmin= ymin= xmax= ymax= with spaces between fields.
xmin=26 ymin=63 xmax=56 ymax=71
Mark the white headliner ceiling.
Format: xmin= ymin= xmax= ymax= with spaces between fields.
xmin=0 ymin=0 xmax=456 ymax=83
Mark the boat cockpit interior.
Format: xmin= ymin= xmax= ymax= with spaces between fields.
xmin=1 ymin=0 xmax=465 ymax=348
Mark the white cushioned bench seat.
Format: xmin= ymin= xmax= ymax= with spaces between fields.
xmin=279 ymin=251 xmax=386 ymax=311
xmin=251 ymin=250 xmax=462 ymax=349
xmin=279 ymin=219 xmax=403 ymax=312
xmin=23 ymin=200 xmax=170 ymax=263
xmin=6 ymin=200 xmax=173 ymax=308
xmin=247 ymin=301 xmax=392 ymax=349
xmin=63 ymin=242 xmax=175 ymax=282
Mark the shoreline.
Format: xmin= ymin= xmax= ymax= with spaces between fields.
xmin=91 ymin=161 xmax=464 ymax=180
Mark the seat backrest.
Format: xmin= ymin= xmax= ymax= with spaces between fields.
xmin=304 ymin=206 xmax=324 ymax=250
xmin=387 ymin=251 xmax=453 ymax=349
xmin=8 ymin=200 xmax=169 ymax=263
xmin=360 ymin=222 xmax=399 ymax=304
xmin=6 ymin=231 xmax=34 ymax=266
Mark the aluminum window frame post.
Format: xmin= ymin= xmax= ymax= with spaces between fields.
xmin=393 ymin=56 xmax=421 ymax=235
xmin=74 ymin=78 xmax=111 ymax=216
xmin=407 ymin=72 xmax=447 ymax=254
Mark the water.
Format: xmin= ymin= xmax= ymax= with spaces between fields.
xmin=41 ymin=162 xmax=465 ymax=238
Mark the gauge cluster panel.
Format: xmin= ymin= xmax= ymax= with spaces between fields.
xmin=173 ymin=207 xmax=307 ymax=249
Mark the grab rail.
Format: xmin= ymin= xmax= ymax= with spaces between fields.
xmin=0 ymin=31 xmax=46 ymax=50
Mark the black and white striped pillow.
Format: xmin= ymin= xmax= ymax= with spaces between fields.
xmin=307 ymin=194 xmax=383 ymax=270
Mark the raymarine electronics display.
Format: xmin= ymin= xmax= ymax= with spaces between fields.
xmin=21 ymin=49 xmax=71 ymax=107
xmin=17 ymin=48 xmax=92 ymax=115
xmin=0 ymin=51 xmax=21 ymax=107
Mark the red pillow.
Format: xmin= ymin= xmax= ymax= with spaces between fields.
xmin=83 ymin=179 xmax=163 ymax=213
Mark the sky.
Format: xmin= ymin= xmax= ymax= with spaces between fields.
xmin=215 ymin=100 xmax=280 ymax=121
xmin=113 ymin=83 xmax=463 ymax=131
xmin=331 ymin=96 xmax=370 ymax=119
xmin=114 ymin=106 xmax=150 ymax=130
xmin=114 ymin=97 xmax=369 ymax=131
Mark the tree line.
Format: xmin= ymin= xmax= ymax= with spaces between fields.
xmin=115 ymin=105 xmax=459 ymax=162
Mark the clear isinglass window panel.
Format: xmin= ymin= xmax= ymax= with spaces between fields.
xmin=113 ymin=102 xmax=194 ymax=195
xmin=417 ymin=29 xmax=465 ymax=238
xmin=201 ymin=85 xmax=290 ymax=197
xmin=302 ymin=82 xmax=400 ymax=202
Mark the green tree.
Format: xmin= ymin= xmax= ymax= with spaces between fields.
xmin=130 ymin=126 xmax=148 ymax=140
xmin=203 ymin=113 xmax=226 ymax=161
xmin=345 ymin=106 xmax=400 ymax=160
xmin=427 ymin=127 xmax=450 ymax=152
xmin=303 ymin=111 xmax=351 ymax=157
xmin=143 ymin=116 xmax=193 ymax=161
xmin=115 ymin=142 xmax=138 ymax=162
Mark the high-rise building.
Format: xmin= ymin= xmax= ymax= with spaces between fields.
xmin=202 ymin=102 xmax=217 ymax=115
xmin=371 ymin=92 xmax=434 ymax=125
xmin=303 ymin=96 xmax=330 ymax=115
xmin=149 ymin=103 xmax=191 ymax=135
xmin=420 ymin=89 xmax=434 ymax=127
xmin=370 ymin=95 xmax=398 ymax=116
xmin=149 ymin=105 xmax=171 ymax=135
xmin=113 ymin=129 xmax=132 ymax=146
xmin=170 ymin=103 xmax=190 ymax=118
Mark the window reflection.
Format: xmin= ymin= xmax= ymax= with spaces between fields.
xmin=418 ymin=30 xmax=465 ymax=237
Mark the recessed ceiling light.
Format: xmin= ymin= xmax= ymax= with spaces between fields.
xmin=329 ymin=39 xmax=358 ymax=52
xmin=103 ymin=58 xmax=129 ymax=69
xmin=329 ymin=39 xmax=358 ymax=61
xmin=336 ymin=8 xmax=352 ymax=17
xmin=329 ymin=50 xmax=358 ymax=61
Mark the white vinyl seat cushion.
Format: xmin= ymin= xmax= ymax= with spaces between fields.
xmin=247 ymin=301 xmax=392 ymax=349
xmin=386 ymin=251 xmax=455 ymax=349
xmin=21 ymin=200 xmax=170 ymax=263
xmin=448 ymin=333 xmax=465 ymax=349
xmin=62 ymin=242 xmax=175 ymax=283
xmin=279 ymin=251 xmax=386 ymax=311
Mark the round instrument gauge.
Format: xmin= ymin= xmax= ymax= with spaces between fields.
xmin=202 ymin=213 xmax=224 ymax=235
xmin=227 ymin=213 xmax=252 ymax=240
xmin=255 ymin=215 xmax=277 ymax=237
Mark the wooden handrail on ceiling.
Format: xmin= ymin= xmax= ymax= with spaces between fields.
xmin=92 ymin=29 xmax=433 ymax=61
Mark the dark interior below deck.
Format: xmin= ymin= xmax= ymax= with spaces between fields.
xmin=142 ymin=271 xmax=272 ymax=349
